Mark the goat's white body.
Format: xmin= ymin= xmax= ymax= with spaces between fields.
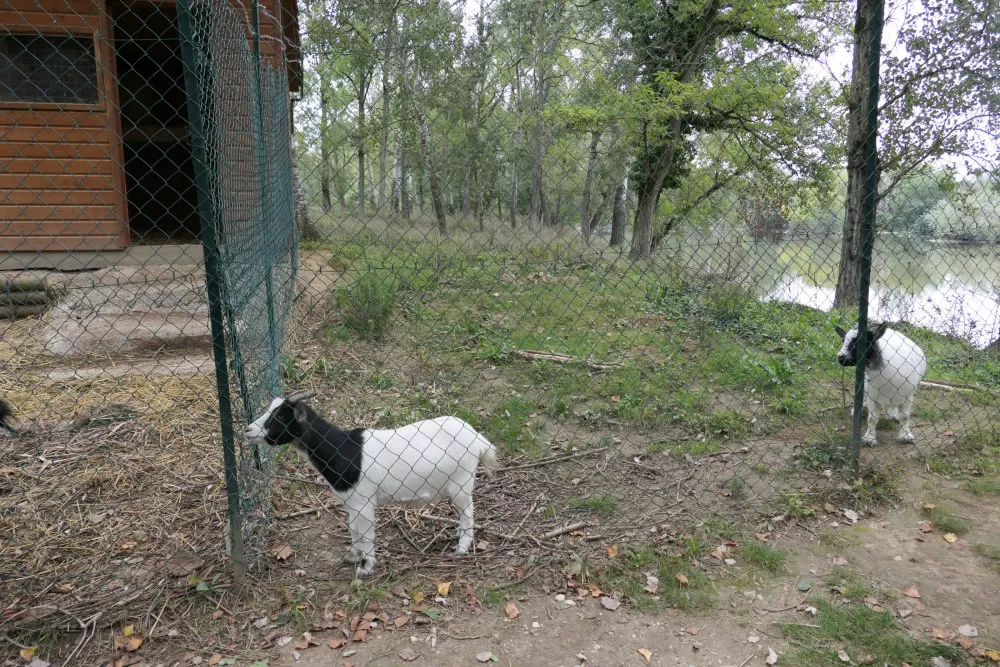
xmin=320 ymin=416 xmax=496 ymax=578
xmin=840 ymin=328 xmax=926 ymax=444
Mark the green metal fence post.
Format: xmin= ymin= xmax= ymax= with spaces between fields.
xmin=177 ymin=0 xmax=246 ymax=585
xmin=851 ymin=0 xmax=885 ymax=473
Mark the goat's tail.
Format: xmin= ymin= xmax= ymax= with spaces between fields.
xmin=479 ymin=438 xmax=500 ymax=477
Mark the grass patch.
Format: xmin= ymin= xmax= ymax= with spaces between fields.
xmin=826 ymin=566 xmax=876 ymax=600
xmin=569 ymin=494 xmax=618 ymax=515
xmin=920 ymin=505 xmax=970 ymax=536
xmin=741 ymin=541 xmax=786 ymax=573
xmin=337 ymin=270 xmax=398 ymax=341
xmin=966 ymin=478 xmax=1000 ymax=495
xmin=484 ymin=396 xmax=543 ymax=458
xmin=783 ymin=600 xmax=962 ymax=666
xmin=601 ymin=546 xmax=713 ymax=611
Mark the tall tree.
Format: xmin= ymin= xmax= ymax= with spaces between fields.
xmin=834 ymin=0 xmax=1000 ymax=307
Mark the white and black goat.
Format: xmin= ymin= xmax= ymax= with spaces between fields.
xmin=244 ymin=390 xmax=498 ymax=579
xmin=835 ymin=323 xmax=927 ymax=445
xmin=0 ymin=399 xmax=23 ymax=435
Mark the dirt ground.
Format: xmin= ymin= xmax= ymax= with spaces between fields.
xmin=257 ymin=466 xmax=1000 ymax=667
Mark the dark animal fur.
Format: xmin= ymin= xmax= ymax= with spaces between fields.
xmin=835 ymin=323 xmax=886 ymax=371
xmin=257 ymin=399 xmax=364 ymax=492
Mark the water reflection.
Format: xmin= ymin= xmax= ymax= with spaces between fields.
xmin=666 ymin=233 xmax=1000 ymax=349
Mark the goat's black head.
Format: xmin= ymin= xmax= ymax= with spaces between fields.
xmin=835 ymin=323 xmax=887 ymax=368
xmin=244 ymin=389 xmax=315 ymax=445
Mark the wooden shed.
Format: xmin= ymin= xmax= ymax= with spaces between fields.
xmin=0 ymin=0 xmax=301 ymax=262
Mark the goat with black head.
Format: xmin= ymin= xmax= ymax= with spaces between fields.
xmin=835 ymin=322 xmax=926 ymax=445
xmin=245 ymin=390 xmax=498 ymax=579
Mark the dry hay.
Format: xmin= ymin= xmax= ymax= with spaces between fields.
xmin=0 ymin=372 xmax=228 ymax=649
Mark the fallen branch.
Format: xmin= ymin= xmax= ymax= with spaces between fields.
xmin=501 ymin=447 xmax=609 ymax=472
xmin=541 ymin=522 xmax=589 ymax=540
xmin=514 ymin=349 xmax=620 ymax=371
xmin=920 ymin=379 xmax=982 ymax=392
xmin=278 ymin=501 xmax=340 ymax=520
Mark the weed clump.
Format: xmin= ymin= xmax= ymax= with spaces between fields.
xmin=338 ymin=270 xmax=398 ymax=341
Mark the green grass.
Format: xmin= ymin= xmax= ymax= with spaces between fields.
xmin=484 ymin=396 xmax=543 ymax=458
xmin=826 ymin=566 xmax=876 ymax=600
xmin=337 ymin=270 xmax=398 ymax=341
xmin=966 ymin=478 xmax=1000 ymax=495
xmin=741 ymin=542 xmax=786 ymax=572
xmin=569 ymin=495 xmax=618 ymax=515
xmin=920 ymin=505 xmax=970 ymax=536
xmin=783 ymin=600 xmax=962 ymax=666
xmin=601 ymin=546 xmax=713 ymax=612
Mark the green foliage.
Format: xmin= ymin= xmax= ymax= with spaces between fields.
xmin=337 ymin=272 xmax=398 ymax=342
xmin=569 ymin=495 xmax=618 ymax=515
xmin=602 ymin=547 xmax=713 ymax=611
xmin=741 ymin=542 xmax=786 ymax=573
xmin=920 ymin=505 xmax=970 ymax=536
xmin=783 ymin=600 xmax=963 ymax=666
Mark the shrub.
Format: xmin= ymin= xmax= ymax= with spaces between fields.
xmin=338 ymin=271 xmax=398 ymax=341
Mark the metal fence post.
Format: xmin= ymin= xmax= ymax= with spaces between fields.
xmin=850 ymin=0 xmax=885 ymax=472
xmin=177 ymin=0 xmax=246 ymax=585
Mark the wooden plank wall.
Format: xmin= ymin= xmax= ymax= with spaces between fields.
xmin=0 ymin=0 xmax=129 ymax=253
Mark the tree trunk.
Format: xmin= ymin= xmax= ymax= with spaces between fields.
xmin=376 ymin=9 xmax=395 ymax=216
xmin=357 ymin=72 xmax=368 ymax=219
xmin=319 ymin=77 xmax=332 ymax=213
xmin=610 ymin=177 xmax=627 ymax=247
xmin=580 ymin=129 xmax=601 ymax=242
xmin=415 ymin=110 xmax=447 ymax=235
xmin=477 ymin=183 xmax=486 ymax=231
xmin=630 ymin=118 xmax=682 ymax=260
xmin=588 ymin=191 xmax=611 ymax=236
xmin=527 ymin=2 xmax=561 ymax=229
xmin=291 ymin=146 xmax=320 ymax=242
xmin=835 ymin=0 xmax=881 ymax=310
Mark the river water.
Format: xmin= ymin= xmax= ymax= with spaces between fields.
xmin=663 ymin=233 xmax=1000 ymax=349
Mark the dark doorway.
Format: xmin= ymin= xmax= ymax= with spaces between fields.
xmin=110 ymin=1 xmax=200 ymax=244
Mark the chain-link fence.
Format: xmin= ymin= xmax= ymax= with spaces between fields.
xmin=3 ymin=0 xmax=1000 ymax=661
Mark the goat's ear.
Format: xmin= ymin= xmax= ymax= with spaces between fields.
xmin=870 ymin=323 xmax=888 ymax=341
xmin=286 ymin=389 xmax=316 ymax=404
xmin=834 ymin=325 xmax=846 ymax=339
xmin=293 ymin=402 xmax=308 ymax=424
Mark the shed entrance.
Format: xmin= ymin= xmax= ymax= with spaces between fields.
xmin=110 ymin=1 xmax=200 ymax=244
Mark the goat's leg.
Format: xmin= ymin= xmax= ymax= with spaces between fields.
xmin=897 ymin=393 xmax=916 ymax=443
xmin=451 ymin=491 xmax=475 ymax=556
xmin=353 ymin=499 xmax=378 ymax=579
xmin=344 ymin=506 xmax=364 ymax=564
xmin=862 ymin=394 xmax=879 ymax=445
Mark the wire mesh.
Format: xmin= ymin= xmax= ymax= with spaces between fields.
xmin=2 ymin=0 xmax=1000 ymax=662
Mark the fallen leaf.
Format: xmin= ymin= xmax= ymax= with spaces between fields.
xmin=931 ymin=629 xmax=953 ymax=640
xmin=250 ymin=662 xmax=269 ymax=667
xmin=476 ymin=651 xmax=496 ymax=663
xmin=275 ymin=636 xmax=293 ymax=648
xmin=901 ymin=585 xmax=921 ymax=599
xmin=832 ymin=556 xmax=848 ymax=566
xmin=748 ymin=636 xmax=761 ymax=644
xmin=943 ymin=533 xmax=958 ymax=543
xmin=253 ymin=617 xmax=269 ymax=629
xmin=637 ymin=648 xmax=652 ymax=663
xmin=924 ymin=503 xmax=936 ymax=509
xmin=611 ymin=395 xmax=621 ymax=403
xmin=675 ymin=572 xmax=689 ymax=585
xmin=766 ymin=647 xmax=779 ymax=665
xmin=985 ymin=649 xmax=1000 ymax=661
xmin=272 ymin=544 xmax=294 ymax=561
xmin=123 ymin=625 xmax=135 ymax=638
xmin=958 ymin=636 xmax=974 ymax=649
xmin=20 ymin=647 xmax=37 ymax=661
xmin=211 ymin=610 xmax=224 ymax=620
xmin=393 ymin=615 xmax=409 ymax=628
xmin=504 ymin=602 xmax=519 ymax=619
xmin=797 ymin=579 xmax=812 ymax=592
xmin=207 ymin=656 xmax=222 ymax=666
xmin=412 ymin=592 xmax=424 ymax=612
xmin=328 ymin=638 xmax=347 ymax=649
xmin=724 ymin=558 xmax=737 ymax=565
xmin=125 ymin=636 xmax=143 ymax=652
xmin=838 ymin=648 xmax=851 ymax=662
xmin=644 ymin=573 xmax=659 ymax=593
xmin=930 ymin=657 xmax=952 ymax=667
xmin=607 ymin=545 xmax=618 ymax=558
xmin=399 ymin=648 xmax=417 ymax=662
xmin=437 ymin=581 xmax=452 ymax=596
xmin=844 ymin=509 xmax=859 ymax=524
xmin=600 ymin=597 xmax=620 ymax=611
xmin=959 ymin=624 xmax=978 ymax=638
xmin=293 ymin=632 xmax=318 ymax=650
xmin=219 ymin=659 xmax=236 ymax=666
xmin=898 ymin=608 xmax=913 ymax=618
xmin=919 ymin=521 xmax=934 ymax=532
xmin=686 ymin=626 xmax=698 ymax=635
xmin=711 ymin=548 xmax=725 ymax=560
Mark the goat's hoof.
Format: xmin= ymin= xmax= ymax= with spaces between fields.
xmin=862 ymin=435 xmax=877 ymax=446
xmin=454 ymin=545 xmax=469 ymax=557
xmin=898 ymin=433 xmax=915 ymax=443
xmin=343 ymin=549 xmax=364 ymax=564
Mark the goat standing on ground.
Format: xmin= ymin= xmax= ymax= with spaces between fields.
xmin=244 ymin=390 xmax=498 ymax=579
xmin=835 ymin=323 xmax=927 ymax=445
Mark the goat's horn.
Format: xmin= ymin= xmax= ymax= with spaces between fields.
xmin=286 ymin=389 xmax=316 ymax=403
